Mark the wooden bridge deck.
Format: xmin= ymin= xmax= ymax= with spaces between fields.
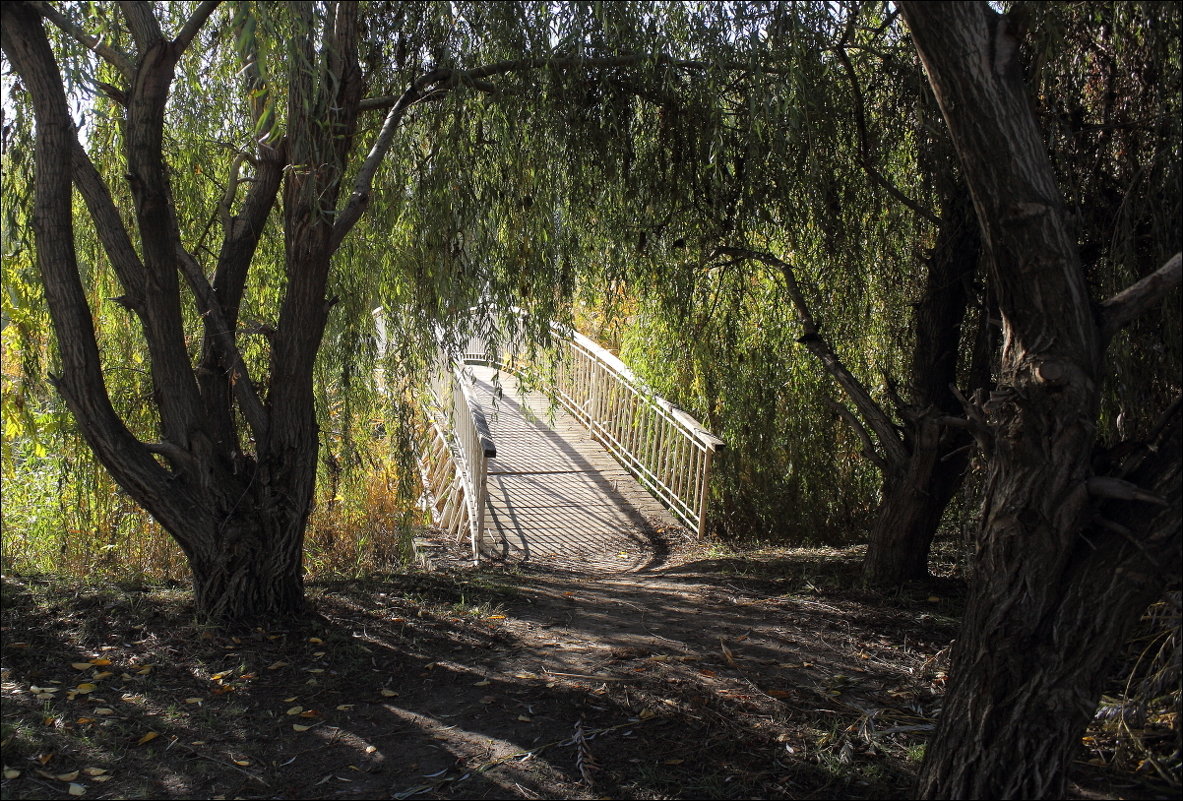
xmin=468 ymin=366 xmax=682 ymax=572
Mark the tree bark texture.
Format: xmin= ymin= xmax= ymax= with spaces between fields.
xmin=900 ymin=3 xmax=1182 ymax=797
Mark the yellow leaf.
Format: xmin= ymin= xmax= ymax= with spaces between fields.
xmin=135 ymin=666 xmax=152 ymax=675
xmin=210 ymin=672 xmax=230 ymax=681
xmin=232 ymin=759 xmax=250 ymax=767
xmin=76 ymin=718 xmax=97 ymax=725
xmin=92 ymin=776 xmax=113 ymax=783
xmin=94 ymin=708 xmax=115 ymax=716
xmin=37 ymin=754 xmax=54 ymax=765
xmin=72 ymin=662 xmax=94 ymax=671
xmin=82 ymin=768 xmax=108 ymax=776
xmin=68 ymin=782 xmax=86 ymax=796
xmin=92 ymin=672 xmax=113 ymax=680
xmin=136 ymin=732 xmax=159 ymax=746
xmin=285 ymin=706 xmax=304 ymax=716
xmin=312 ymin=651 xmax=326 ymax=658
xmin=3 ymin=769 xmax=21 ymax=779
xmin=299 ymin=710 xmax=320 ymax=718
xmin=75 ymin=683 xmax=97 ymax=694
xmin=55 ymin=771 xmax=80 ymax=781
xmin=663 ymin=758 xmax=684 ymax=765
xmin=516 ymin=715 xmax=532 ymax=722
xmin=307 ymin=637 xmax=323 ymax=644
xmin=487 ymin=615 xmax=506 ymax=620
xmin=336 ymin=705 xmax=354 ymax=711
xmin=473 ymin=680 xmax=491 ymax=687
xmin=292 ymin=724 xmax=313 ymax=732
xmin=380 ymin=689 xmax=399 ymax=697
xmin=184 ymin=697 xmax=203 ymax=705
xmin=283 ymin=696 xmax=298 ymax=702
xmin=88 ymin=659 xmax=112 ymax=666
xmin=638 ymin=708 xmax=656 ymax=720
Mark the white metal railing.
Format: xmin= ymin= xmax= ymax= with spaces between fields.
xmin=423 ymin=359 xmax=497 ymax=564
xmin=470 ymin=311 xmax=725 ymax=538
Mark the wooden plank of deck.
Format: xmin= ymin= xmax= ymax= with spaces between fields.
xmin=468 ymin=366 xmax=680 ymax=571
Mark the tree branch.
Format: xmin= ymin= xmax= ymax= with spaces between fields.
xmin=70 ymin=139 xmax=147 ymax=309
xmin=117 ymin=0 xmax=164 ymax=51
xmin=331 ymin=83 xmax=420 ymax=252
xmin=173 ymin=0 xmax=221 ymax=57
xmin=1098 ymin=251 xmax=1182 ymax=344
xmin=28 ymin=0 xmax=135 ymax=79
xmin=826 ymin=397 xmax=889 ymax=472
xmin=175 ymin=245 xmax=270 ymax=443
xmin=357 ymin=53 xmax=799 ymax=112
xmin=714 ymin=246 xmax=909 ymax=466
xmin=835 ymin=16 xmax=940 ymax=227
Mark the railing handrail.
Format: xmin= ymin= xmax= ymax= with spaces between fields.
xmin=427 ymin=359 xmax=496 ymax=564
xmin=560 ymin=326 xmax=725 ymax=451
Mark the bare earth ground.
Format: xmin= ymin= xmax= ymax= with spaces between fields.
xmin=1 ymin=538 xmax=1178 ymax=800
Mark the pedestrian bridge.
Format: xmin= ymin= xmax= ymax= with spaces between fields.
xmin=417 ymin=314 xmax=724 ymax=571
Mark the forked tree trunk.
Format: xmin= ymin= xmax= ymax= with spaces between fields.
xmin=900 ymin=4 xmax=1183 ymax=797
xmin=1 ymin=2 xmax=362 ymax=626
xmin=862 ymin=189 xmax=981 ymax=587
xmin=864 ymin=417 xmax=969 ymax=586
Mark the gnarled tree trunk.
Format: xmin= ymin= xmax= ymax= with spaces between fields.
xmin=900 ymin=3 xmax=1183 ymax=797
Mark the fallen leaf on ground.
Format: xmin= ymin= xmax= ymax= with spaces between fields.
xmin=136 ymin=732 xmax=159 ymax=745
xmin=67 ymin=782 xmax=86 ymax=796
xmin=55 ymin=771 xmax=80 ymax=781
xmin=82 ymin=768 xmax=108 ymax=776
xmin=380 ymin=689 xmax=399 ymax=697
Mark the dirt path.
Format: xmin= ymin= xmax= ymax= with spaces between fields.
xmin=2 ymin=544 xmax=1169 ymax=800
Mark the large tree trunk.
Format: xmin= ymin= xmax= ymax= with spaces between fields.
xmin=900 ymin=4 xmax=1183 ymax=797
xmin=863 ymin=189 xmax=981 ymax=586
